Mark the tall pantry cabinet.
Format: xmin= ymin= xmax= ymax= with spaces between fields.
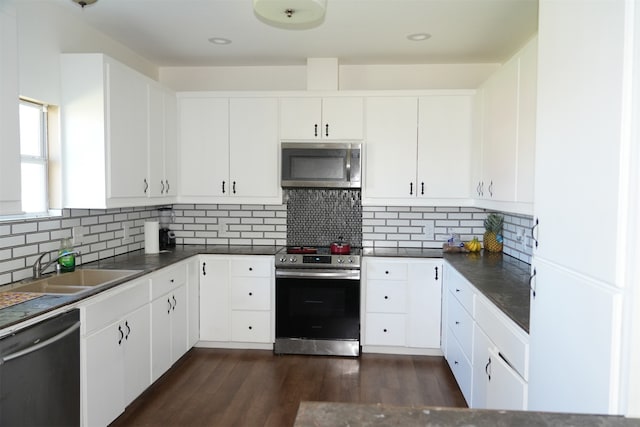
xmin=529 ymin=0 xmax=639 ymax=415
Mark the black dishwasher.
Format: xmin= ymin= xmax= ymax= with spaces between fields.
xmin=0 ymin=309 xmax=80 ymax=426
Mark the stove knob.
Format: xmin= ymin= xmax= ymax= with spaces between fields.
xmin=279 ymin=257 xmax=287 ymax=263
xmin=337 ymin=257 xmax=344 ymax=264
xmin=347 ymin=257 xmax=354 ymax=263
xmin=289 ymin=257 xmax=297 ymax=263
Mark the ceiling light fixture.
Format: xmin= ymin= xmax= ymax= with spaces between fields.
xmin=253 ymin=0 xmax=327 ymax=27
xmin=208 ymin=37 xmax=232 ymax=45
xmin=407 ymin=33 xmax=432 ymax=41
xmin=72 ymin=0 xmax=98 ymax=8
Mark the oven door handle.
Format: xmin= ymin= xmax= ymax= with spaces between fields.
xmin=276 ymin=269 xmax=360 ymax=280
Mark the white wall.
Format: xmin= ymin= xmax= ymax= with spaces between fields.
xmin=159 ymin=63 xmax=499 ymax=91
xmin=16 ymin=1 xmax=157 ymax=104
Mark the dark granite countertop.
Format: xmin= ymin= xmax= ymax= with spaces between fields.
xmin=294 ymin=402 xmax=639 ymax=427
xmin=0 ymin=245 xmax=283 ymax=333
xmin=444 ymin=251 xmax=531 ymax=333
xmin=362 ymin=247 xmax=444 ymax=258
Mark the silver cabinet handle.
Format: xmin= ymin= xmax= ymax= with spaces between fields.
xmin=143 ymin=179 xmax=149 ymax=194
xmin=488 ymin=180 xmax=494 ymax=197
xmin=165 ymin=180 xmax=170 ymax=193
xmin=160 ymin=180 xmax=165 ymax=194
xmin=1 ymin=322 xmax=80 ymax=363
xmin=529 ymin=267 xmax=537 ymax=298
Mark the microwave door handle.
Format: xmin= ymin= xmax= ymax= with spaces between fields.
xmin=346 ymin=147 xmax=352 ymax=182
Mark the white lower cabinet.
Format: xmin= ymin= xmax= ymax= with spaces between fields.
xmin=150 ymin=263 xmax=188 ymax=382
xmin=444 ymin=262 xmax=529 ymax=410
xmin=362 ymin=257 xmax=442 ymax=354
xmin=81 ymin=279 xmax=151 ymax=427
xmin=80 ymin=258 xmax=198 ymax=427
xmin=199 ymin=255 xmax=274 ymax=347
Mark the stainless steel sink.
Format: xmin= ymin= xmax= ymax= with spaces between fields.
xmin=13 ymin=269 xmax=142 ymax=295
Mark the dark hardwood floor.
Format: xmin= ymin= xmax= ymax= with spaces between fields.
xmin=109 ymin=348 xmax=467 ymax=427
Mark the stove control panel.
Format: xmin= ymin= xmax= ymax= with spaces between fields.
xmin=276 ymin=253 xmax=360 ymax=269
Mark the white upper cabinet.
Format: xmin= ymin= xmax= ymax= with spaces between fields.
xmin=228 ymin=98 xmax=280 ymax=201
xmin=363 ymin=94 xmax=473 ymax=206
xmin=363 ymin=97 xmax=418 ymax=201
xmin=473 ymin=37 xmax=537 ymax=215
xmin=148 ymin=82 xmax=177 ymax=200
xmin=417 ymin=95 xmax=472 ymax=200
xmin=60 ymin=53 xmax=175 ymax=209
xmin=178 ymin=96 xmax=281 ymax=204
xmin=178 ymin=97 xmax=229 ymax=198
xmin=279 ymin=97 xmax=364 ymax=140
xmin=0 ymin=1 xmax=22 ymax=215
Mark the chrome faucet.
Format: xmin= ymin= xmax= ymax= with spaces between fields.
xmin=32 ymin=250 xmax=81 ymax=279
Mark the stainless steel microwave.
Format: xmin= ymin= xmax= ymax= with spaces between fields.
xmin=281 ymin=142 xmax=361 ymax=188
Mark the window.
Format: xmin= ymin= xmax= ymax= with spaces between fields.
xmin=19 ymin=100 xmax=49 ymax=214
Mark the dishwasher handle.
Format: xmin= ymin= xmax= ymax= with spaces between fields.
xmin=0 ymin=321 xmax=80 ymax=365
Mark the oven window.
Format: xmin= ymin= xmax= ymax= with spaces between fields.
xmin=276 ymin=277 xmax=360 ymax=340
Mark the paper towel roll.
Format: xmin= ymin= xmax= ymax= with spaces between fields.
xmin=144 ymin=221 xmax=160 ymax=254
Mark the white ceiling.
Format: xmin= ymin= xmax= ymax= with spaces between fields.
xmin=38 ymin=0 xmax=538 ymax=67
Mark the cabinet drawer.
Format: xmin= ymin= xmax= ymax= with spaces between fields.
xmin=364 ymin=313 xmax=406 ymax=346
xmin=151 ymin=263 xmax=187 ymax=300
xmin=230 ymin=278 xmax=271 ymax=310
xmin=366 ymin=260 xmax=408 ymax=281
xmin=475 ymin=296 xmax=529 ymax=380
xmin=445 ymin=331 xmax=472 ymax=405
xmin=447 ymin=295 xmax=474 ymax=360
xmin=366 ymin=280 xmax=407 ymax=313
xmin=231 ymin=311 xmax=271 ymax=343
xmin=230 ymin=258 xmax=272 ymax=278
xmin=446 ymin=267 xmax=475 ymax=315
xmin=82 ymin=279 xmax=150 ymax=335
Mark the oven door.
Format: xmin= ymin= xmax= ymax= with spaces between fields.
xmin=275 ymin=269 xmax=360 ymax=356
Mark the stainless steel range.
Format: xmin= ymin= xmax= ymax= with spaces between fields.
xmin=274 ymin=246 xmax=361 ymax=357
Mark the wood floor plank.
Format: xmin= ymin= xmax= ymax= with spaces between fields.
xmin=110 ymin=348 xmax=467 ymax=427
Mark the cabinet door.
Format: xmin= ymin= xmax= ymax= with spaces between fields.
xmin=516 ymin=38 xmax=537 ymax=204
xmin=481 ymin=58 xmax=518 ymax=202
xmin=486 ymin=347 xmax=527 ymax=410
xmin=321 ymin=97 xmax=364 ymax=140
xmin=229 ymin=98 xmax=280 ymax=199
xmin=179 ymin=97 xmax=229 ymax=197
xmin=471 ymin=324 xmax=491 ymax=409
xmin=186 ymin=257 xmax=200 ymax=348
xmin=407 ymin=260 xmax=442 ymax=348
xmin=163 ymin=90 xmax=178 ymax=197
xmin=84 ymin=323 xmax=125 ymax=427
xmin=148 ymin=83 xmax=165 ymax=198
xmin=417 ymin=96 xmax=472 ymax=199
xmin=151 ymin=292 xmax=173 ymax=381
xmin=279 ymin=97 xmax=322 ymax=140
xmin=364 ymin=97 xmax=418 ymax=200
xmin=123 ymin=304 xmax=151 ymax=405
xmin=528 ymin=259 xmax=623 ymax=414
xmin=0 ymin=3 xmax=21 ymax=215
xmin=170 ymin=285 xmax=188 ymax=362
xmin=107 ymin=59 xmax=149 ymax=199
xmin=199 ymin=257 xmax=230 ymax=341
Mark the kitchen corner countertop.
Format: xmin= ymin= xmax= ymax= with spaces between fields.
xmin=444 ymin=251 xmax=531 ymax=333
xmin=362 ymin=247 xmax=444 ymax=258
xmin=0 ymin=245 xmax=283 ymax=332
xmin=293 ymin=401 xmax=639 ymax=427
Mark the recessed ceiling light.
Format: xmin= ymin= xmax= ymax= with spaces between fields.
xmin=208 ymin=37 xmax=232 ymax=45
xmin=407 ymin=33 xmax=432 ymax=42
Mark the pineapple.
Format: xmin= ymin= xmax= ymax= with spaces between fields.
xmin=483 ymin=213 xmax=504 ymax=252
